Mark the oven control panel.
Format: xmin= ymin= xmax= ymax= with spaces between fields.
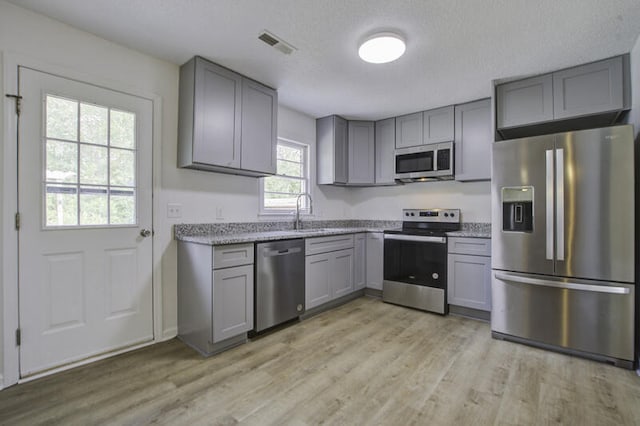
xmin=402 ymin=208 xmax=460 ymax=223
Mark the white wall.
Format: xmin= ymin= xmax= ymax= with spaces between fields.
xmin=351 ymin=181 xmax=491 ymax=222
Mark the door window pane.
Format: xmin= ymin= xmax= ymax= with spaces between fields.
xmin=110 ymin=149 xmax=135 ymax=187
xmin=80 ymin=145 xmax=108 ymax=185
xmin=80 ymin=103 xmax=108 ymax=145
xmin=43 ymin=94 xmax=138 ymax=227
xmin=46 ymin=96 xmax=78 ymax=141
xmin=46 ymin=185 xmax=78 ymax=226
xmin=110 ymin=110 xmax=135 ymax=149
xmin=79 ymin=186 xmax=108 ymax=225
xmin=46 ymin=140 xmax=77 ymax=183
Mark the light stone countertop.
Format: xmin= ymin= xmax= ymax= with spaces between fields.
xmin=446 ymin=230 xmax=491 ymax=239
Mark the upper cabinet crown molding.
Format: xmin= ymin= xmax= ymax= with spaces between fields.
xmin=495 ymin=54 xmax=630 ymax=140
xmin=178 ymin=56 xmax=277 ymax=177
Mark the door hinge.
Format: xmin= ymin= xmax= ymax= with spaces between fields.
xmin=6 ymin=94 xmax=23 ymax=116
xmin=16 ymin=328 xmax=21 ymax=346
xmin=15 ymin=212 xmax=21 ymax=230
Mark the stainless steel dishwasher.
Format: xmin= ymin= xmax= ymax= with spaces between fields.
xmin=254 ymin=239 xmax=305 ymax=332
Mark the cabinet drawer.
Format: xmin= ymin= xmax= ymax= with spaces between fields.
xmin=448 ymin=237 xmax=491 ymax=256
xmin=305 ymin=234 xmax=354 ymax=256
xmin=213 ymin=243 xmax=254 ymax=269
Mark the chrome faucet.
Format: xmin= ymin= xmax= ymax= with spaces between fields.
xmin=294 ymin=192 xmax=313 ymax=230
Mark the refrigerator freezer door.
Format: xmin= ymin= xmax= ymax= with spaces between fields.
xmin=554 ymin=126 xmax=635 ymax=283
xmin=492 ymin=271 xmax=635 ymax=363
xmin=492 ymin=134 xmax=555 ymax=275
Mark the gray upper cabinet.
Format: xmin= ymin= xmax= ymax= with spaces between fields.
xmin=348 ymin=121 xmax=375 ymax=184
xmin=317 ymin=115 xmax=348 ymax=184
xmin=553 ymin=56 xmax=625 ymax=119
xmin=240 ymin=79 xmax=277 ymax=174
xmin=423 ymin=106 xmax=454 ymax=144
xmin=178 ymin=56 xmax=277 ymax=177
xmin=496 ymin=55 xmax=630 ymax=136
xmin=374 ymin=118 xmax=396 ymax=184
xmin=496 ymin=74 xmax=553 ymax=129
xmin=395 ymin=112 xmax=423 ymax=148
xmin=454 ymin=99 xmax=491 ymax=182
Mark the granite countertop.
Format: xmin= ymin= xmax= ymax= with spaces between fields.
xmin=174 ymin=220 xmax=491 ymax=245
xmin=178 ymin=227 xmax=390 ymax=245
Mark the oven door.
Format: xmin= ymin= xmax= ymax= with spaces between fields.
xmin=383 ymin=234 xmax=448 ymax=314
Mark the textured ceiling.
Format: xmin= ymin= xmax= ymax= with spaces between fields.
xmin=7 ymin=0 xmax=640 ymax=120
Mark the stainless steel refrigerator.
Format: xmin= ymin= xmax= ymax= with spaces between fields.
xmin=491 ymin=125 xmax=635 ymax=368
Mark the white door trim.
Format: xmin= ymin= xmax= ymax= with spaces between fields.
xmin=1 ymin=52 xmax=164 ymax=389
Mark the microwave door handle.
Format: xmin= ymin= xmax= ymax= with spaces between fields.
xmin=545 ymin=149 xmax=554 ymax=260
xmin=556 ymin=148 xmax=564 ymax=261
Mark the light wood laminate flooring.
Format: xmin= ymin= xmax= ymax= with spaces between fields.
xmin=1 ymin=297 xmax=639 ymax=425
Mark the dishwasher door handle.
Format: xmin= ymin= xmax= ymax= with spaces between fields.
xmin=264 ymin=247 xmax=302 ymax=257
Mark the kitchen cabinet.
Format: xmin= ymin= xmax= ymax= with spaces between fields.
xmin=353 ymin=233 xmax=366 ymax=290
xmin=447 ymin=237 xmax=491 ymax=312
xmin=305 ymin=234 xmax=355 ymax=309
xmin=395 ymin=112 xmax=423 ymax=148
xmin=178 ymin=56 xmax=277 ymax=177
xmin=317 ymin=115 xmax=348 ymax=184
xmin=348 ymin=121 xmax=375 ymax=184
xmin=365 ymin=232 xmax=383 ymax=290
xmin=177 ymin=242 xmax=254 ymax=356
xmin=496 ymin=55 xmax=630 ymax=135
xmin=454 ymin=99 xmax=491 ymax=181
xmin=374 ymin=118 xmax=396 ymax=184
xmin=423 ymin=106 xmax=454 ymax=144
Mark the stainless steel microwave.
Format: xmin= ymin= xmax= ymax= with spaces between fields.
xmin=394 ymin=141 xmax=454 ymax=182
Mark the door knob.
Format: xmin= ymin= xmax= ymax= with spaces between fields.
xmin=140 ymin=229 xmax=152 ymax=237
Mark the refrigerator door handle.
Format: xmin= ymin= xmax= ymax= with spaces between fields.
xmin=494 ymin=272 xmax=630 ymax=294
xmin=545 ymin=150 xmax=554 ymax=260
xmin=556 ymin=149 xmax=565 ymax=261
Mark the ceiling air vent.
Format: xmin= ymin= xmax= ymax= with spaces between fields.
xmin=258 ymin=30 xmax=296 ymax=55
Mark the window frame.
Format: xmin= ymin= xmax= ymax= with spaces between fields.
xmin=259 ymin=138 xmax=311 ymax=216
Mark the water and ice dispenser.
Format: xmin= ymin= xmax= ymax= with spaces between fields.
xmin=501 ymin=187 xmax=533 ymax=232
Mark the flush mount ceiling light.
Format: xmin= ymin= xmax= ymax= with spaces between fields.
xmin=358 ymin=32 xmax=406 ymax=64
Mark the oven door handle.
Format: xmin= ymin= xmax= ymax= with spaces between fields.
xmin=383 ymin=234 xmax=446 ymax=244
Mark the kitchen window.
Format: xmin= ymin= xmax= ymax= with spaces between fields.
xmin=260 ymin=139 xmax=310 ymax=215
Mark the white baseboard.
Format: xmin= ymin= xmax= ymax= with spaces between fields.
xmin=162 ymin=327 xmax=178 ymax=341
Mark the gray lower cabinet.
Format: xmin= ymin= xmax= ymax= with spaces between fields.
xmin=447 ymin=237 xmax=492 ymax=312
xmin=365 ymin=232 xmax=383 ymax=290
xmin=496 ymin=54 xmax=630 ymax=132
xmin=178 ymin=56 xmax=277 ymax=177
xmin=305 ymin=234 xmax=355 ymax=309
xmin=177 ymin=242 xmax=254 ymax=356
xmin=317 ymin=115 xmax=348 ymax=184
xmin=354 ymin=233 xmax=366 ymax=290
xmin=348 ymin=121 xmax=375 ymax=184
xmin=454 ymin=99 xmax=491 ymax=181
xmin=374 ymin=118 xmax=396 ymax=184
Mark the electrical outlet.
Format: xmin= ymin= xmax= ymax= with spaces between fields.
xmin=216 ymin=207 xmax=224 ymax=220
xmin=167 ymin=203 xmax=182 ymax=219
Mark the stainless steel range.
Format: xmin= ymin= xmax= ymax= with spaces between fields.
xmin=383 ymin=209 xmax=461 ymax=314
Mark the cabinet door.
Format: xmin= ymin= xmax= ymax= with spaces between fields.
xmin=395 ymin=112 xmax=423 ymax=148
xmin=496 ymin=74 xmax=553 ymax=129
xmin=353 ymin=234 xmax=367 ymax=290
xmin=193 ymin=58 xmax=242 ymax=168
xmin=447 ymin=254 xmax=491 ymax=311
xmin=334 ymin=116 xmax=349 ymax=184
xmin=553 ymin=56 xmax=624 ymax=120
xmin=240 ymin=79 xmax=277 ymax=174
xmin=454 ymin=99 xmax=491 ymax=181
xmin=375 ymin=118 xmax=396 ymax=184
xmin=348 ymin=121 xmax=375 ymax=184
xmin=305 ymin=252 xmax=332 ymax=309
xmin=423 ymin=106 xmax=454 ymax=144
xmin=332 ymin=249 xmax=354 ymax=298
xmin=365 ymin=232 xmax=384 ymax=290
xmin=212 ymin=264 xmax=254 ymax=342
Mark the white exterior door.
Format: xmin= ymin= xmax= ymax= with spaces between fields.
xmin=17 ymin=67 xmax=154 ymax=377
